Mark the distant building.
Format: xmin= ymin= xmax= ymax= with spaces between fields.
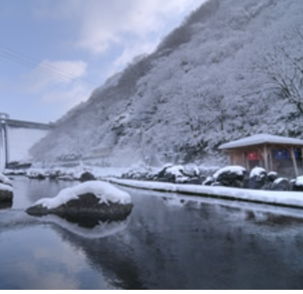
xmin=219 ymin=134 xmax=303 ymax=177
xmin=0 ymin=113 xmax=53 ymax=170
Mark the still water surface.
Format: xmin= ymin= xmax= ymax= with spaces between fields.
xmin=1 ymin=176 xmax=303 ymax=289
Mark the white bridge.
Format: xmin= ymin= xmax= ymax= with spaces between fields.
xmin=0 ymin=113 xmax=52 ymax=170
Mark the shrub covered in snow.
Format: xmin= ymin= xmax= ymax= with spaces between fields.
xmin=202 ymin=176 xmax=215 ymax=186
xmin=247 ymin=167 xmax=269 ymax=190
xmin=267 ymin=171 xmax=278 ymax=182
xmin=212 ymin=166 xmax=246 ymax=188
xmin=249 ymin=167 xmax=267 ymax=179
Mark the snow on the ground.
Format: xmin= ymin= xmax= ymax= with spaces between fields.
xmin=108 ymin=178 xmax=303 ymax=209
xmin=0 ymin=173 xmax=12 ymax=186
xmin=213 ymin=166 xmax=246 ymax=179
xmin=0 ymin=183 xmax=13 ymax=192
xmin=33 ymin=180 xmax=132 ymax=209
xmin=250 ymin=167 xmax=266 ymax=178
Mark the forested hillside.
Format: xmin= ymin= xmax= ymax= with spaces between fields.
xmin=30 ymin=0 xmax=303 ymax=167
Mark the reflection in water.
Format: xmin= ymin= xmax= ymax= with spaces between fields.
xmin=41 ymin=214 xmax=131 ymax=239
xmin=0 ymin=225 xmax=109 ymax=289
xmin=1 ymin=177 xmax=303 ymax=289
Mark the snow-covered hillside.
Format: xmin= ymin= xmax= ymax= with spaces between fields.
xmin=30 ymin=0 xmax=303 ymax=167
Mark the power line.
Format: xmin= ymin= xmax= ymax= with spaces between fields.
xmin=0 ymin=44 xmax=100 ymax=87
xmin=0 ymin=48 xmax=76 ymax=83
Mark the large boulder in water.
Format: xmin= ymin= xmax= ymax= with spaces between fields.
xmin=213 ymin=166 xmax=246 ymax=187
xmin=26 ymin=181 xmax=133 ymax=222
xmin=0 ymin=173 xmax=12 ymax=186
xmin=0 ymin=183 xmax=13 ymax=203
xmin=0 ymin=173 xmax=13 ymax=204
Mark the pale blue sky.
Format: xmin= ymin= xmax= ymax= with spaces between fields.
xmin=0 ymin=0 xmax=204 ymax=123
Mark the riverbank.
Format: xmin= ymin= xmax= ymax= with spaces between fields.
xmin=108 ymin=178 xmax=303 ymax=210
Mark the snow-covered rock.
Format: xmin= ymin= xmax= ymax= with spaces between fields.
xmin=293 ymin=176 xmax=303 ymax=191
xmin=26 ymin=181 xmax=133 ymax=222
xmin=121 ymin=163 xmax=205 ymax=184
xmin=165 ymin=165 xmax=188 ymax=183
xmin=268 ymin=171 xmax=278 ymax=182
xmin=0 ymin=173 xmax=12 ymax=186
xmin=0 ymin=182 xmax=13 ymax=204
xmin=213 ymin=166 xmax=246 ymax=187
xmin=26 ymin=168 xmax=46 ymax=180
xmin=203 ymin=176 xmax=215 ymax=186
xmin=271 ymin=178 xmax=290 ymax=191
xmin=247 ymin=167 xmax=269 ymax=190
xmin=295 ymin=176 xmax=303 ymax=187
xmin=213 ymin=166 xmax=246 ymax=179
xmin=0 ymin=173 xmax=13 ymax=205
xmin=249 ymin=167 xmax=267 ymax=179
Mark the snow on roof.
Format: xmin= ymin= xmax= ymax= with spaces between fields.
xmin=219 ymin=134 xmax=303 ymax=150
xmin=213 ymin=166 xmax=246 ymax=180
xmin=33 ymin=181 xmax=132 ymax=210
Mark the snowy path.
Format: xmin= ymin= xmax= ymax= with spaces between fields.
xmin=107 ymin=178 xmax=303 ymax=209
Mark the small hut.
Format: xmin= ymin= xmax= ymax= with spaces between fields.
xmin=219 ymin=134 xmax=303 ymax=177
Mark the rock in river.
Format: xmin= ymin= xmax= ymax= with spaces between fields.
xmin=26 ymin=181 xmax=133 ymax=223
xmin=0 ymin=183 xmax=13 ymax=204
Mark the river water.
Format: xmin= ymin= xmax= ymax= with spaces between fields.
xmin=1 ymin=176 xmax=303 ymax=289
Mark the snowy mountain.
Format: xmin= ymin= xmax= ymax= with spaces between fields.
xmin=30 ymin=0 xmax=303 ymax=167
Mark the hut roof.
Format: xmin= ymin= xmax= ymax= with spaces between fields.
xmin=219 ymin=134 xmax=303 ymax=150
